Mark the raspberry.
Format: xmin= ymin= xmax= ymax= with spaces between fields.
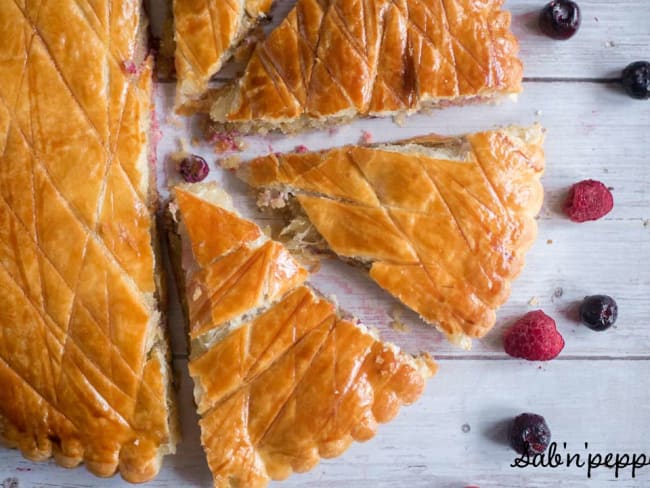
xmin=563 ymin=179 xmax=613 ymax=222
xmin=503 ymin=310 xmax=564 ymax=361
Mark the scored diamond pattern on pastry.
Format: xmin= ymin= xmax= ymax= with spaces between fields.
xmin=0 ymin=0 xmax=174 ymax=481
xmin=174 ymin=0 xmax=274 ymax=110
xmin=171 ymin=185 xmax=434 ymax=486
xmin=240 ymin=126 xmax=545 ymax=346
xmin=211 ymin=0 xmax=522 ymax=130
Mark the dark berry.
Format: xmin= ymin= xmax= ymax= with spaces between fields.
xmin=179 ymin=154 xmax=209 ymax=183
xmin=509 ymin=413 xmax=551 ymax=455
xmin=539 ymin=1 xmax=581 ymax=40
xmin=580 ymin=295 xmax=618 ymax=331
xmin=563 ymin=180 xmax=613 ymax=222
xmin=621 ymin=61 xmax=650 ymax=100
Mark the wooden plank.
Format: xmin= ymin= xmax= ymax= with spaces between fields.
xmin=2 ymin=358 xmax=649 ymax=486
xmin=158 ymin=79 xmax=650 ymax=357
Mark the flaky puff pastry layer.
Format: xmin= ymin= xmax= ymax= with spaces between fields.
xmin=169 ymin=184 xmax=435 ymax=487
xmin=240 ymin=125 xmax=545 ymax=347
xmin=0 ymin=0 xmax=176 ymax=481
xmin=174 ymin=0 xmax=273 ymax=112
xmin=211 ymin=0 xmax=522 ymax=132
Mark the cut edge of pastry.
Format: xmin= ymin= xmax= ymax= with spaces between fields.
xmin=165 ymin=182 xmax=437 ymax=414
xmin=309 ymin=286 xmax=438 ymax=381
xmin=240 ymin=124 xmax=546 ymax=349
xmin=121 ymin=15 xmax=180 ymax=480
xmin=211 ymin=88 xmax=519 ymax=135
xmin=205 ymin=0 xmax=524 ymax=134
xmin=172 ymin=1 xmax=274 ymax=114
xmin=252 ymin=194 xmax=474 ymax=350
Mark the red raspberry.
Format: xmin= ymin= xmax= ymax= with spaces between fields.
xmin=503 ymin=310 xmax=564 ymax=361
xmin=563 ymin=179 xmax=613 ymax=222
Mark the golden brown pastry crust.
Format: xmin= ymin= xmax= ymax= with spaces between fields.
xmin=170 ymin=184 xmax=434 ymax=487
xmin=0 ymin=0 xmax=176 ymax=481
xmin=173 ymin=0 xmax=274 ymax=112
xmin=211 ymin=0 xmax=522 ymax=132
xmin=240 ymin=126 xmax=545 ymax=343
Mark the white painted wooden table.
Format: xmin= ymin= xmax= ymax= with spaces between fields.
xmin=1 ymin=0 xmax=649 ymax=487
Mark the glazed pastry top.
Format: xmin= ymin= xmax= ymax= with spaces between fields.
xmin=171 ymin=184 xmax=434 ymax=487
xmin=0 ymin=0 xmax=175 ymax=481
xmin=241 ymin=125 xmax=545 ymax=346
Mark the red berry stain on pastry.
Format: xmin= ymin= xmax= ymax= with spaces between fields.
xmin=539 ymin=0 xmax=581 ymax=40
xmin=563 ymin=179 xmax=613 ymax=222
xmin=294 ymin=144 xmax=309 ymax=153
xmin=179 ymin=155 xmax=209 ymax=183
xmin=121 ymin=60 xmax=138 ymax=74
xmin=504 ymin=310 xmax=564 ymax=361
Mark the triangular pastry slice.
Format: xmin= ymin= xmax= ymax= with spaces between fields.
xmin=168 ymin=183 xmax=435 ymax=486
xmin=0 ymin=1 xmax=177 ymax=481
xmin=238 ymin=125 xmax=545 ymax=347
xmin=173 ymin=0 xmax=275 ymax=111
xmin=211 ymin=0 xmax=522 ymax=133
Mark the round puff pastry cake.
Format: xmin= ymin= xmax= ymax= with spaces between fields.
xmin=168 ymin=183 xmax=435 ymax=487
xmin=238 ymin=125 xmax=546 ymax=348
xmin=0 ymin=0 xmax=177 ymax=481
xmin=210 ymin=0 xmax=523 ymax=133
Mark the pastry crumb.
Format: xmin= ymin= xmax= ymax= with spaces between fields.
xmin=220 ymin=155 xmax=241 ymax=170
xmin=528 ymin=296 xmax=539 ymax=306
xmin=256 ymin=188 xmax=288 ymax=209
xmin=178 ymin=136 xmax=191 ymax=153
xmin=207 ymin=128 xmax=246 ymax=153
xmin=393 ymin=112 xmax=406 ymax=126
xmin=546 ymin=239 xmax=553 ymax=244
xmin=166 ymin=114 xmax=184 ymax=128
xmin=262 ymin=225 xmax=272 ymax=237
xmin=388 ymin=306 xmax=410 ymax=333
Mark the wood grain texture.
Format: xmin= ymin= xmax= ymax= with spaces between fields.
xmin=2 ymin=0 xmax=650 ymax=486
